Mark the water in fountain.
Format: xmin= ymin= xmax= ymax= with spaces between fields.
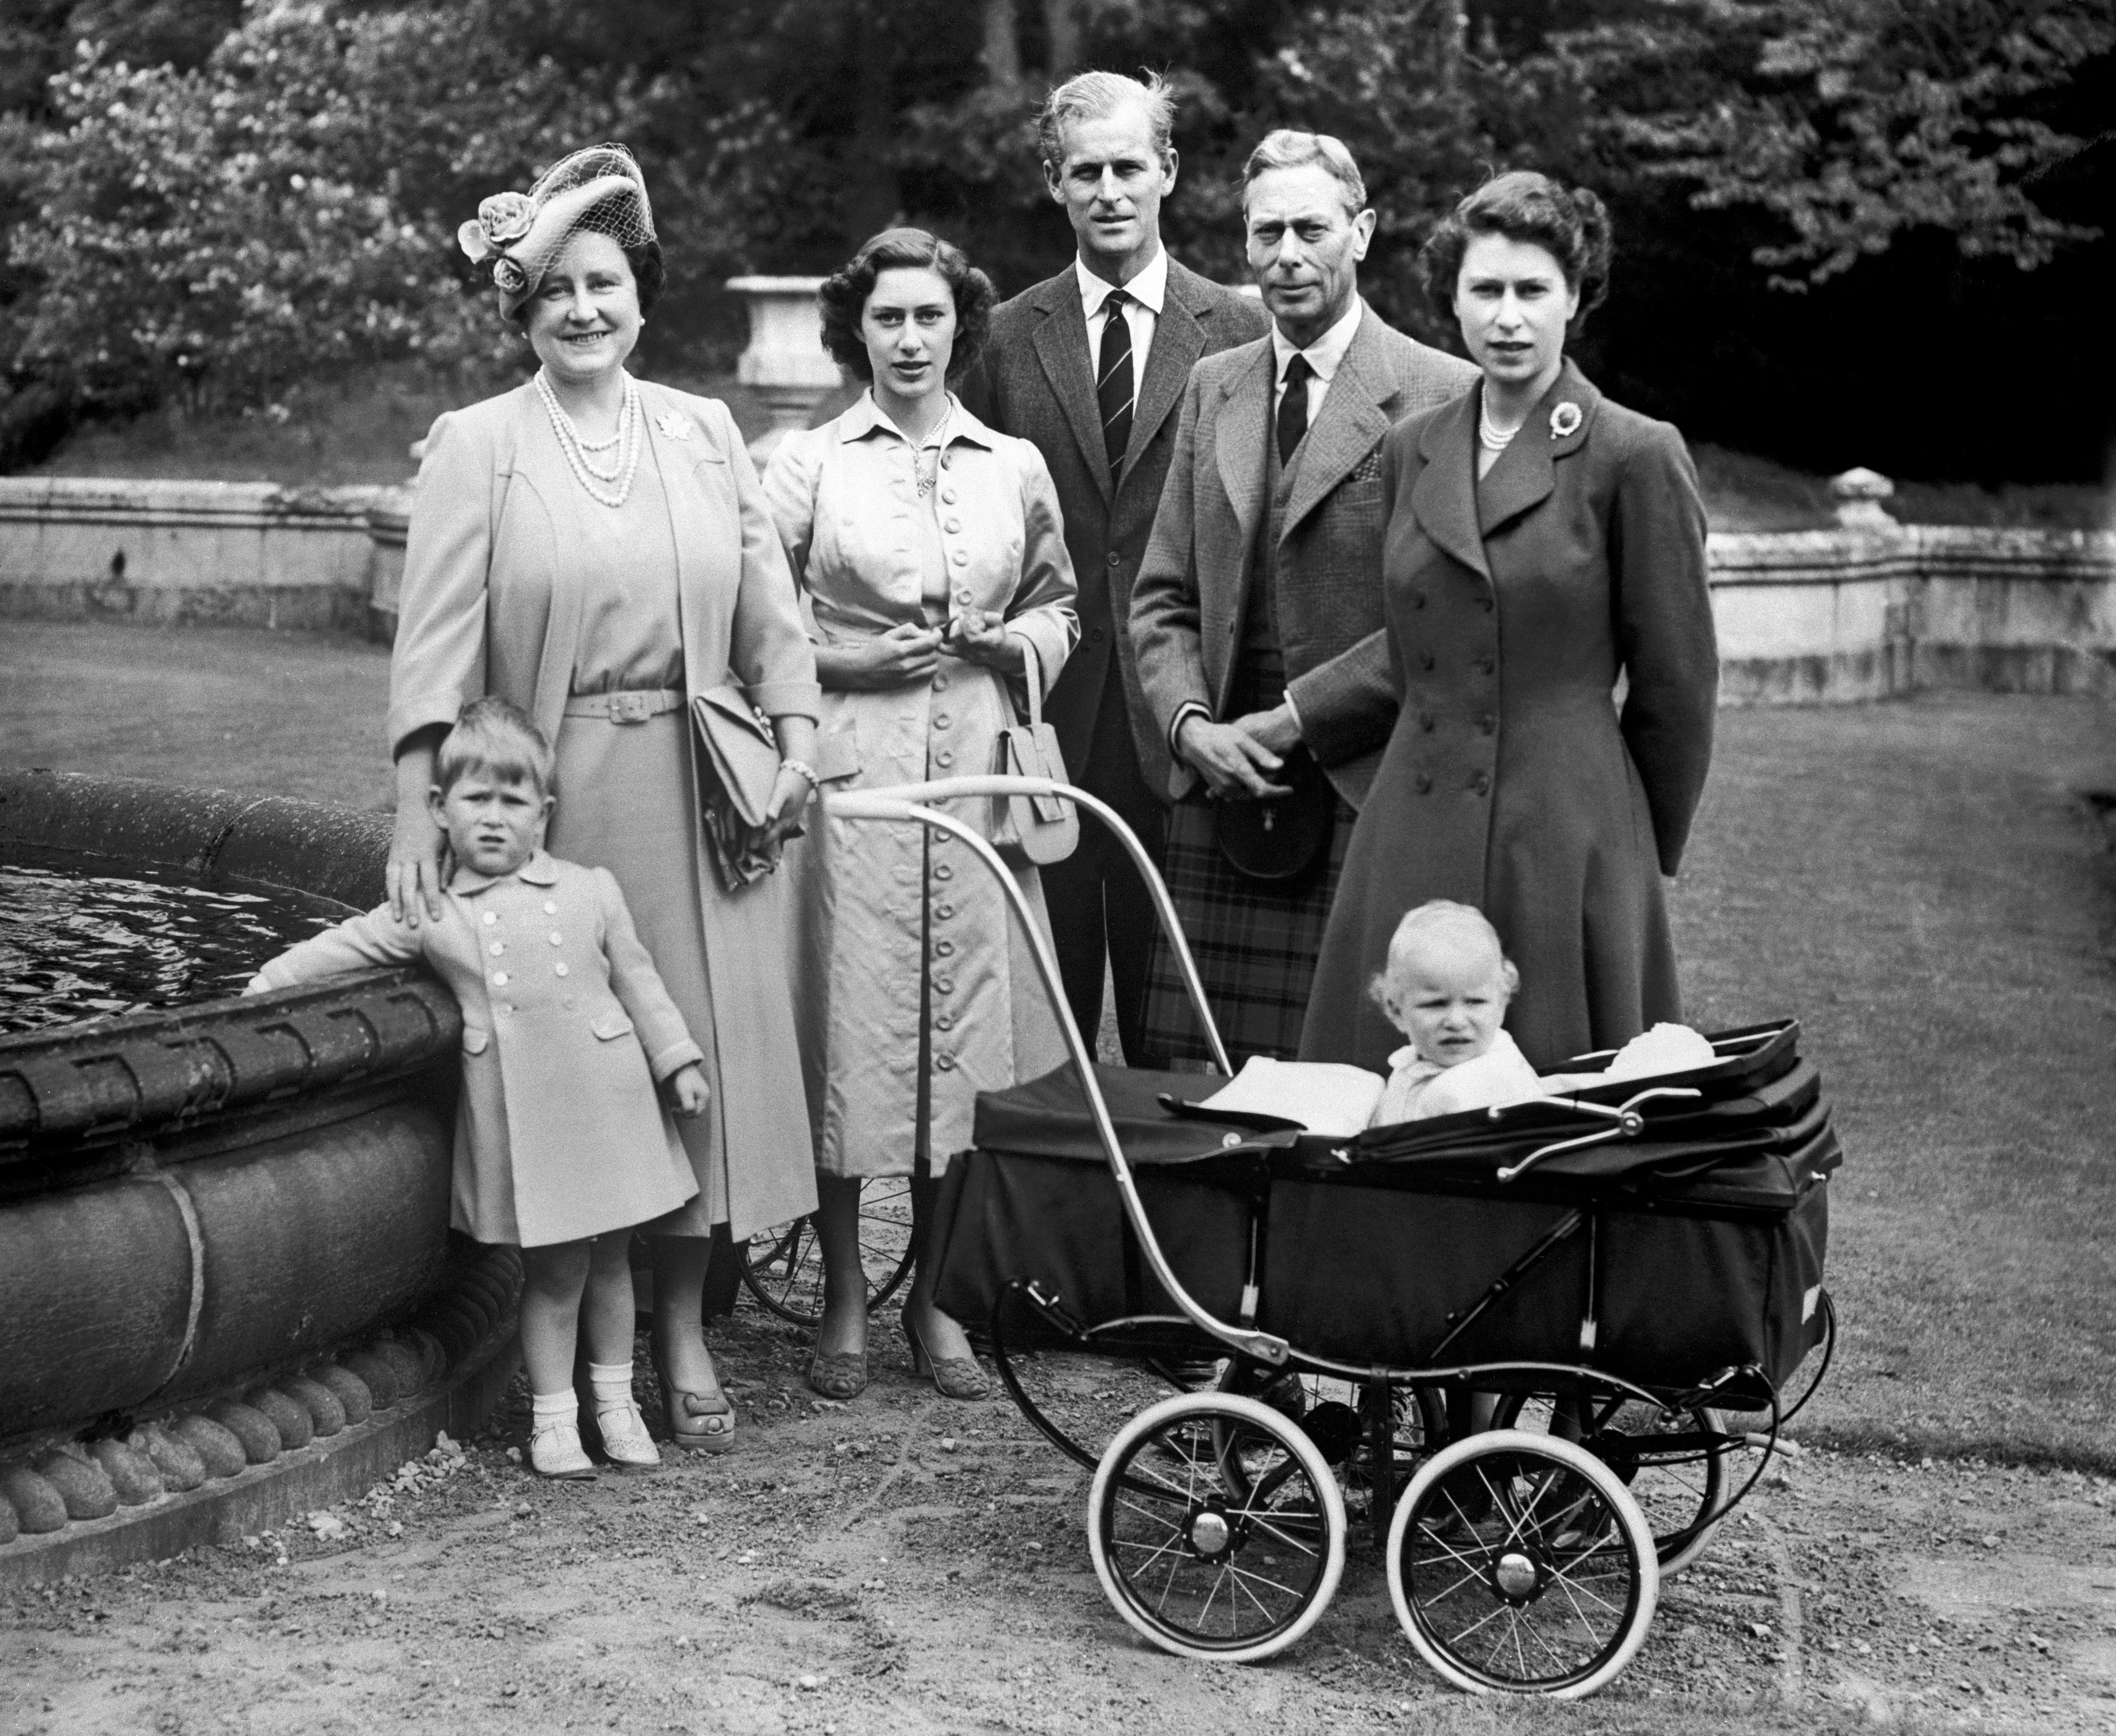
xmin=0 ymin=843 xmax=345 ymax=1034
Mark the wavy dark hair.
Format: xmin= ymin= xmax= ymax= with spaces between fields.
xmin=817 ymin=228 xmax=996 ymax=382
xmin=1420 ymin=171 xmax=1612 ymax=328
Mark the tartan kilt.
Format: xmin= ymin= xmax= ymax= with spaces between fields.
xmin=1140 ymin=793 xmax=1357 ymax=1067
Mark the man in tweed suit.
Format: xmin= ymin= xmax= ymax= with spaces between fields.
xmin=958 ymin=71 xmax=1267 ymax=1065
xmin=1129 ymin=130 xmax=1477 ymax=1063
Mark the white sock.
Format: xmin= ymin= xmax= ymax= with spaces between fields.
xmin=587 ymin=1362 xmax=636 ymax=1419
xmin=530 ymin=1391 xmax=577 ymax=1433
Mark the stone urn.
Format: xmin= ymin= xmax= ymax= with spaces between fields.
xmin=726 ymin=275 xmax=842 ymax=468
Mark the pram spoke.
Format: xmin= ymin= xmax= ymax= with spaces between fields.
xmin=1088 ymin=1392 xmax=1346 ymax=1662
xmin=1386 ymin=1430 xmax=1657 ymax=1699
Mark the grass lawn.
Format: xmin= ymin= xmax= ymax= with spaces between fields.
xmin=5 ymin=620 xmax=2115 ymax=1469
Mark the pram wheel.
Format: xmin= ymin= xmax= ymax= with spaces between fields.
xmin=1386 ymin=1429 xmax=1658 ymax=1698
xmin=1492 ymin=1391 xmax=1729 ymax=1574
xmin=1088 ymin=1391 xmax=1346 ymax=1663
xmin=739 ymin=1179 xmax=915 ymax=1325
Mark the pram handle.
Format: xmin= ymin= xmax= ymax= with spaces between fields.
xmin=824 ymin=781 xmax=1288 ymax=1368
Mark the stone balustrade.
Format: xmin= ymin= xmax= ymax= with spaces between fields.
xmin=1 ymin=467 xmax=2108 ymax=702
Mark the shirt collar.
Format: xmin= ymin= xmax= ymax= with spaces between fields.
xmin=1270 ymin=296 xmax=1363 ymax=385
xmin=1075 ymin=246 xmax=1168 ymax=321
xmin=448 ymin=849 xmax=559 ymax=896
xmin=838 ymin=389 xmax=991 ymax=452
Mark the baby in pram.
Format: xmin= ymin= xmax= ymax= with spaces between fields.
xmin=1368 ymin=901 xmax=1542 ymax=1127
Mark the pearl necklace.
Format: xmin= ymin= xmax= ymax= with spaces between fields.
xmin=535 ymin=368 xmax=642 ymax=507
xmin=1478 ymin=400 xmax=1524 ymax=454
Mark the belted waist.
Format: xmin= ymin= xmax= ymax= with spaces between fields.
xmin=562 ymin=688 xmax=683 ymax=723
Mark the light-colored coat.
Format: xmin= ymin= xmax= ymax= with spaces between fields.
xmin=1300 ymin=362 xmax=1719 ymax=1073
xmin=252 ymin=853 xmax=702 ymax=1247
xmin=762 ymin=394 xmax=1078 ymax=1176
xmin=388 ymin=379 xmax=822 ymax=1240
xmin=1129 ymin=302 xmax=1478 ymax=807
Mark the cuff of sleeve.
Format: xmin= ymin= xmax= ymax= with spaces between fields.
xmin=388 ymin=694 xmax=468 ymax=760
xmin=749 ymin=680 xmax=824 ymax=720
xmin=1281 ymin=688 xmax=1305 ymax=738
xmin=1167 ymin=700 xmax=1212 ymax=762
xmin=649 ymin=1040 xmax=706 ymax=1082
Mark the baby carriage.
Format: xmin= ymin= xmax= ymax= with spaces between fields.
xmin=826 ymin=777 xmax=1838 ymax=1699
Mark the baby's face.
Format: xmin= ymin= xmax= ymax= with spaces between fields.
xmin=430 ymin=771 xmax=552 ymax=881
xmin=1392 ymin=933 xmax=1510 ymax=1069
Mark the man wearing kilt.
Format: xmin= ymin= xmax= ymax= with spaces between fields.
xmin=1130 ymin=131 xmax=1476 ymax=1064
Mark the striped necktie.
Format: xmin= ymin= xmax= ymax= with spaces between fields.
xmin=1097 ymin=287 xmax=1134 ymax=478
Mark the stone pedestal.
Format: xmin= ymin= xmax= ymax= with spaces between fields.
xmin=726 ymin=275 xmax=842 ymax=469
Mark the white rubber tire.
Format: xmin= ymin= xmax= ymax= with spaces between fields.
xmin=1385 ymin=1428 xmax=1660 ymax=1699
xmin=1087 ymin=1389 xmax=1346 ymax=1663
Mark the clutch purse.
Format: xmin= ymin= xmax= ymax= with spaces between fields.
xmin=691 ymin=684 xmax=790 ymax=891
xmin=1214 ymin=745 xmax=1336 ymax=883
xmin=988 ymin=639 xmax=1079 ymax=867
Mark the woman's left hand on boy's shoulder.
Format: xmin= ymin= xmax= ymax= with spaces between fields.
xmin=665 ymin=1062 xmax=710 ymax=1119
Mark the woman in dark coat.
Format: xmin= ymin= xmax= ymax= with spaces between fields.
xmin=1300 ymin=172 xmax=1717 ymax=1074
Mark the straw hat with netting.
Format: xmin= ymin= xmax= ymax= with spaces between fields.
xmin=457 ymin=144 xmax=657 ymax=319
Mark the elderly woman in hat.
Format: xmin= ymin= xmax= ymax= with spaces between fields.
xmin=387 ymin=145 xmax=823 ymax=1456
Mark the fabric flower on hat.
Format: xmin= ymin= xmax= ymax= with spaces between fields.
xmin=491 ymin=257 xmax=528 ymax=295
xmin=478 ymin=191 xmax=535 ymax=246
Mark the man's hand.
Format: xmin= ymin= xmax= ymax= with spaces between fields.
xmin=1176 ymin=714 xmax=1291 ymax=800
xmin=667 ymin=1062 xmax=711 ymax=1119
xmin=1231 ymin=701 xmax=1301 ymax=757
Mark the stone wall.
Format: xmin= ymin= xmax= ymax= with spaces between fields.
xmin=0 ymin=477 xmax=407 ymax=636
xmin=0 ymin=472 xmax=2109 ymax=703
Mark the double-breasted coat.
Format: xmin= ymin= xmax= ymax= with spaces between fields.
xmin=762 ymin=394 xmax=1078 ymax=1178
xmin=389 ymin=379 xmax=822 ymax=1242
xmin=1300 ymin=362 xmax=1719 ymax=1073
xmin=1129 ymin=303 xmax=1479 ymax=808
xmin=251 ymin=854 xmax=702 ymax=1247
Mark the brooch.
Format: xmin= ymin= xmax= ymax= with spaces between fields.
xmin=1550 ymin=402 xmax=1583 ymax=439
xmin=655 ymin=411 xmax=695 ymax=442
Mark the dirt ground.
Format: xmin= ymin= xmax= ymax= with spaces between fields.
xmin=5 ymin=1303 xmax=2115 ymax=1736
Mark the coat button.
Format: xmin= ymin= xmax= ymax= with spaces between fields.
xmin=945 ymin=517 xmax=962 ymax=532
xmin=1089 ymin=626 xmax=1106 ymax=642
xmin=1418 ymin=713 xmax=1434 ymax=733
xmin=1472 ymin=773 xmax=1492 ymax=795
xmin=1478 ymin=596 xmax=1494 ymax=613
xmin=1106 ymin=553 xmax=1121 ymax=568
xmin=932 ymin=674 xmax=948 ymax=692
xmin=548 ymin=932 xmax=563 ymax=945
xmin=554 ymin=962 xmax=569 ymax=977
xmin=491 ymin=971 xmax=509 ymax=986
xmin=955 ymin=587 xmax=973 ymax=603
xmin=935 ymin=976 xmax=955 ymax=994
xmin=935 ymin=749 xmax=954 ymax=768
xmin=500 ymin=1004 xmax=515 ymax=1016
xmin=942 ymin=487 xmax=957 ymax=504
xmin=1410 ymin=592 xmax=1426 ymax=608
xmin=935 ymin=1054 xmax=956 ymax=1071
xmin=934 ymin=863 xmax=953 ymax=880
xmin=934 ymin=713 xmax=950 ymax=730
xmin=934 ymin=940 xmax=955 ymax=957
xmin=935 ymin=1014 xmax=954 ymax=1032
xmin=936 ymin=902 xmax=954 ymax=920
xmin=482 ymin=911 xmax=498 ymax=926
xmin=1475 ymin=656 xmax=1495 ymax=674
xmin=1479 ymin=715 xmax=1497 ymax=735
xmin=951 ymin=549 xmax=968 ymax=565
xmin=1419 ymin=650 xmax=1435 ymax=670
xmin=1413 ymin=773 xmax=1433 ymax=794
xmin=543 ymin=901 xmax=557 ymax=914
xmin=489 ymin=940 xmax=505 ymax=956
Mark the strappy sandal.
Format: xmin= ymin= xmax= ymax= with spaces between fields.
xmin=662 ymin=1379 xmax=737 ymax=1455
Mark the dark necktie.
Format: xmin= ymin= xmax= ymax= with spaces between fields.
xmin=1277 ymin=353 xmax=1312 ymax=467
xmin=1097 ymin=287 xmax=1134 ymax=478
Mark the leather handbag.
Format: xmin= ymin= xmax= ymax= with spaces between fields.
xmin=988 ymin=639 xmax=1079 ymax=867
xmin=690 ymin=684 xmax=788 ymax=890
xmin=1214 ymin=744 xmax=1336 ymax=883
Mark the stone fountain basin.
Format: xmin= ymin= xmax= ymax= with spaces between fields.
xmin=0 ymin=768 xmax=516 ymax=1575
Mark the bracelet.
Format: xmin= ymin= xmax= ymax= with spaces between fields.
xmin=780 ymin=758 xmax=820 ymax=790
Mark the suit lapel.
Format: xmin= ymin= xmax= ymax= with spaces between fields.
xmin=515 ymin=388 xmax=588 ymax=740
xmin=1029 ymin=277 xmax=1113 ymax=507
xmin=1214 ymin=340 xmax=1274 ymax=554
xmin=1477 ymin=359 xmax=1601 ymax=535
xmin=639 ymin=383 xmax=698 ymax=695
xmin=1281 ymin=303 xmax=1393 ymax=540
xmin=1121 ymin=274 xmax=1205 ymax=490
xmin=1409 ymin=388 xmax=1489 ymax=580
